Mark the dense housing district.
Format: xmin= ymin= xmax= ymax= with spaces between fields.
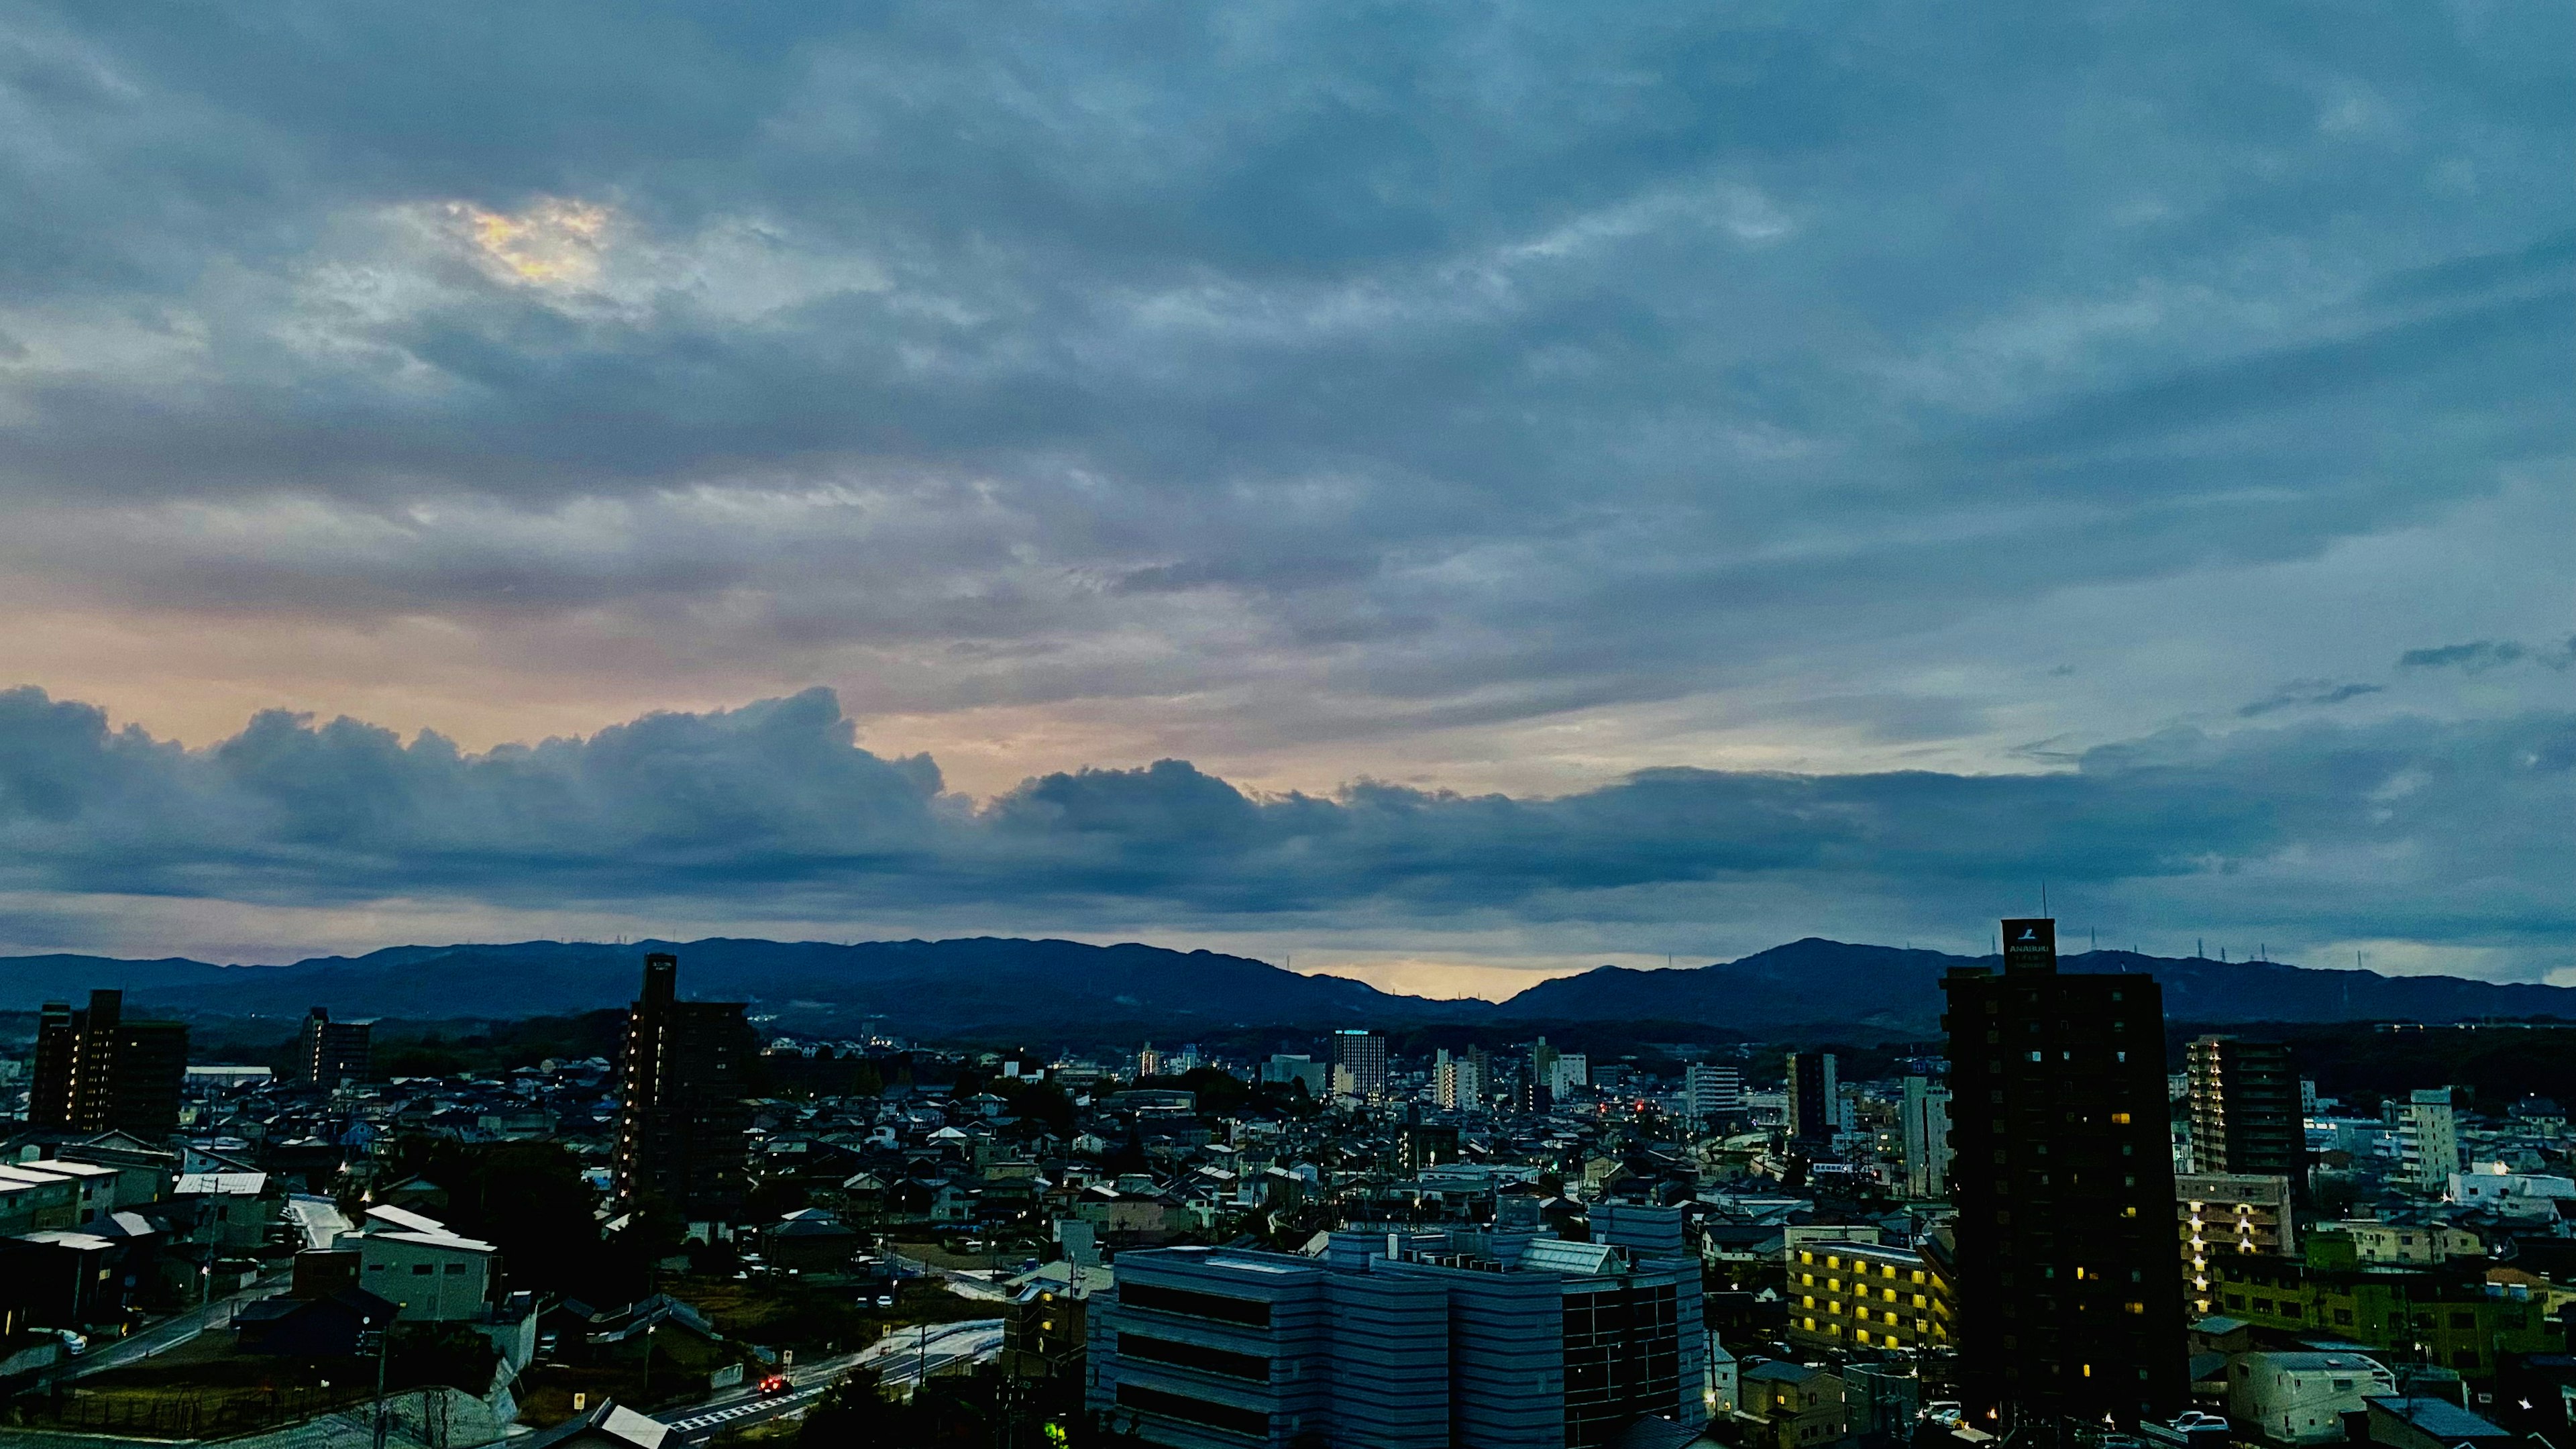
xmin=1 ymin=924 xmax=2572 ymax=1449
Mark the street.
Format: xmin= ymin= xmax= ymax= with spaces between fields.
xmin=62 ymin=1271 xmax=292 ymax=1381
xmin=657 ymin=1320 xmax=1006 ymax=1444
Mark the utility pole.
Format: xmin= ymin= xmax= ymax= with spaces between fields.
xmin=367 ymin=1305 xmax=394 ymax=1449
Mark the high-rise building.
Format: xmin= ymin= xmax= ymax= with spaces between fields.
xmin=1685 ymin=1063 xmax=1744 ymax=1124
xmin=1089 ymin=1227 xmax=1707 ymax=1448
xmin=1331 ymin=1029 xmax=1388 ymax=1102
xmin=1901 ymin=1076 xmax=1953 ymax=1199
xmin=2393 ymin=1088 xmax=2461 ymax=1193
xmin=2185 ymin=1036 xmax=2301 ymax=1179
xmin=1435 ymin=1049 xmax=1485 ymax=1111
xmin=296 ymin=1008 xmax=373 ymax=1087
xmin=28 ymin=990 xmax=188 ymax=1138
xmin=1786 ymin=1053 xmax=1839 ymax=1144
xmin=612 ymin=953 xmax=753 ymax=1222
xmin=2176 ymin=1173 xmax=2296 ymax=1316
xmin=1531 ymin=1037 xmax=1560 ymax=1090
xmin=1942 ymin=918 xmax=2186 ymax=1427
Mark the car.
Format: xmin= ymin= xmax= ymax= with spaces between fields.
xmin=1923 ymin=1401 xmax=1964 ymax=1429
xmin=757 ymin=1375 xmax=792 ymax=1396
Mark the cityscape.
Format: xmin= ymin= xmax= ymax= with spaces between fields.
xmin=0 ymin=2 xmax=2564 ymax=1448
xmin=2 ymin=920 xmax=2572 ymax=1448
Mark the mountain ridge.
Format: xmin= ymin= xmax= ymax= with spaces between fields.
xmin=0 ymin=934 xmax=2567 ymax=1036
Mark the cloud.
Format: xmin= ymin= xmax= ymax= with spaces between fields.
xmin=2399 ymin=637 xmax=2576 ymax=673
xmin=2237 ymin=680 xmax=2385 ymax=718
xmin=0 ymin=1 xmax=2563 ymax=794
xmin=1 ymin=687 xmax=2567 ymax=977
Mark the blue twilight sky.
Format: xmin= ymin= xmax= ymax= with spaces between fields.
xmin=0 ymin=3 xmax=2567 ymax=996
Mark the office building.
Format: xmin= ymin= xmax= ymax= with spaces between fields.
xmin=2176 ymin=1173 xmax=2296 ymax=1316
xmin=296 ymin=1008 xmax=372 ymax=1087
xmin=2394 ymin=1089 xmax=2461 ymax=1193
xmin=1901 ymin=1076 xmax=1953 ymax=1199
xmin=1435 ymin=1049 xmax=1485 ymax=1112
xmin=1330 ymin=1029 xmax=1388 ymax=1102
xmin=612 ymin=953 xmax=753 ymax=1222
xmin=1685 ymin=1063 xmax=1744 ymax=1126
xmin=2186 ymin=1036 xmax=2301 ymax=1178
xmin=28 ymin=990 xmax=188 ymax=1138
xmin=1787 ymin=1053 xmax=1839 ymax=1144
xmin=1089 ymin=1226 xmax=1706 ymax=1448
xmin=1942 ymin=918 xmax=2187 ymax=1426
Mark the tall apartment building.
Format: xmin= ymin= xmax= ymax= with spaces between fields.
xmin=612 ymin=953 xmax=753 ymax=1222
xmin=1434 ymin=1049 xmax=1485 ymax=1112
xmin=1330 ymin=1029 xmax=1389 ymax=1102
xmin=28 ymin=990 xmax=188 ymax=1138
xmin=296 ymin=1008 xmax=373 ymax=1087
xmin=1942 ymin=918 xmax=2187 ymax=1427
xmin=1685 ymin=1063 xmax=1744 ymax=1125
xmin=1900 ymin=1076 xmax=1953 ymax=1199
xmin=2176 ymin=1173 xmax=2296 ymax=1316
xmin=2393 ymin=1089 xmax=2461 ymax=1193
xmin=1089 ymin=1225 xmax=1706 ymax=1448
xmin=2186 ymin=1036 xmax=2301 ymax=1179
xmin=1786 ymin=1053 xmax=1839 ymax=1144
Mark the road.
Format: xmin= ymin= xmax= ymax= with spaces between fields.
xmin=657 ymin=1320 xmax=1006 ymax=1443
xmin=63 ymin=1271 xmax=292 ymax=1379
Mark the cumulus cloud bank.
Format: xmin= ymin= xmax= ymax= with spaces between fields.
xmin=3 ymin=688 xmax=2566 ymax=979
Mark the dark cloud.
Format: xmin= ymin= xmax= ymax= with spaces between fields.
xmin=1 ymin=688 xmax=2567 ymax=969
xmin=2237 ymin=680 xmax=2385 ymax=718
xmin=2399 ymin=637 xmax=2576 ymax=673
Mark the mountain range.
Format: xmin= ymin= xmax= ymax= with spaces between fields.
xmin=3 ymin=936 xmax=2571 ymax=1039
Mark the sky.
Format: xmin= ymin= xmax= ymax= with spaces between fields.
xmin=0 ymin=3 xmax=2568 ymax=998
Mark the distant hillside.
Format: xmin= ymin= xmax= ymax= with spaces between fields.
xmin=1490 ymin=938 xmax=2576 ymax=1034
xmin=1 ymin=934 xmax=2568 ymax=1039
xmin=0 ymin=937 xmax=1461 ymax=1034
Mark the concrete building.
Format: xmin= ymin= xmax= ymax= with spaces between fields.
xmin=2393 ymin=1089 xmax=2461 ymax=1194
xmin=1088 ymin=1228 xmax=1707 ymax=1448
xmin=29 ymin=991 xmax=188 ymax=1138
xmin=2224 ymin=1352 xmax=2395 ymax=1445
xmin=296 ymin=1008 xmax=373 ymax=1087
xmin=1436 ymin=1050 xmax=1486 ymax=1112
xmin=2177 ymin=1173 xmax=2297 ymax=1316
xmin=2186 ymin=1036 xmax=2302 ymax=1179
xmin=1330 ymin=1030 xmax=1389 ymax=1102
xmin=1258 ymin=1055 xmax=1329 ymax=1097
xmin=1942 ymin=917 xmax=2188 ymax=1426
xmin=1786 ymin=1054 xmax=1838 ymax=1145
xmin=2447 ymin=1163 xmax=2576 ymax=1219
xmin=1685 ymin=1064 xmax=1743 ymax=1126
xmin=612 ymin=953 xmax=753 ymax=1222
xmin=1731 ymin=1362 xmax=1845 ymax=1449
xmin=1900 ymin=1076 xmax=1951 ymax=1199
xmin=1786 ymin=1240 xmax=1951 ymax=1353
xmin=1550 ymin=1053 xmax=1591 ymax=1097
